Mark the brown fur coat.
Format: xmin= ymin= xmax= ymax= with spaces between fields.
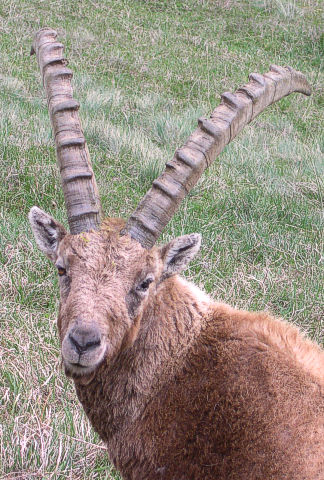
xmin=75 ymin=277 xmax=324 ymax=480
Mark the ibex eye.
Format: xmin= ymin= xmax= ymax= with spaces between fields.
xmin=138 ymin=277 xmax=153 ymax=292
xmin=57 ymin=267 xmax=66 ymax=276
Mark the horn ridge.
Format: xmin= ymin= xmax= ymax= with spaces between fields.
xmin=32 ymin=27 xmax=101 ymax=234
xmin=123 ymin=65 xmax=311 ymax=249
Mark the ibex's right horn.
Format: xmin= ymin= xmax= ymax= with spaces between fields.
xmin=123 ymin=65 xmax=311 ymax=249
xmin=32 ymin=28 xmax=101 ymax=234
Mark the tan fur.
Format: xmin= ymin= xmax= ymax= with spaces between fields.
xmin=39 ymin=219 xmax=324 ymax=479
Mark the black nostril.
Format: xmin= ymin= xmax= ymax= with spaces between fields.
xmin=69 ymin=329 xmax=101 ymax=355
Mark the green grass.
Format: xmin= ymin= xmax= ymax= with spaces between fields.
xmin=0 ymin=0 xmax=323 ymax=477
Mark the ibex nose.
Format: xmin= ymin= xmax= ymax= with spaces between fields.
xmin=69 ymin=326 xmax=101 ymax=355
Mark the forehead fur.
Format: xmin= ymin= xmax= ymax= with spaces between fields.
xmin=57 ymin=218 xmax=158 ymax=275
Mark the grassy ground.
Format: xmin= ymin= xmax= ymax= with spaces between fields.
xmin=0 ymin=0 xmax=323 ymax=478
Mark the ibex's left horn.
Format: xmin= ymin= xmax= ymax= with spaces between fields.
xmin=32 ymin=28 xmax=101 ymax=234
xmin=123 ymin=65 xmax=311 ymax=249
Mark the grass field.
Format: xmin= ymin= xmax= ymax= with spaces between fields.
xmin=0 ymin=0 xmax=323 ymax=478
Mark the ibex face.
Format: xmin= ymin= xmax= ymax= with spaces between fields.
xmin=29 ymin=207 xmax=201 ymax=380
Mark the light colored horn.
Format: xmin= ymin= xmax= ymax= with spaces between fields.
xmin=31 ymin=28 xmax=101 ymax=234
xmin=123 ymin=65 xmax=311 ymax=248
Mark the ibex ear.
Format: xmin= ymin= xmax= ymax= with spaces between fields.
xmin=28 ymin=206 xmax=66 ymax=262
xmin=161 ymin=233 xmax=201 ymax=279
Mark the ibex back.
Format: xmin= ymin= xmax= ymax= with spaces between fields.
xmin=29 ymin=29 xmax=324 ymax=480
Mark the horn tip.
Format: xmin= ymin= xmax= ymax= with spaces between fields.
xmin=271 ymin=64 xmax=312 ymax=97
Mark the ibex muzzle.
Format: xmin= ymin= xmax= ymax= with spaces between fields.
xmin=63 ymin=323 xmax=103 ymax=372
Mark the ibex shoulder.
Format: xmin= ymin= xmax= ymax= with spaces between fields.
xmin=204 ymin=302 xmax=324 ymax=385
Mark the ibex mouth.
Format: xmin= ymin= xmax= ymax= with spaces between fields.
xmin=63 ymin=355 xmax=105 ymax=377
xmin=70 ymin=362 xmax=88 ymax=368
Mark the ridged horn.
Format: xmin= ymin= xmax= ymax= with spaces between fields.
xmin=31 ymin=27 xmax=101 ymax=234
xmin=123 ymin=65 xmax=311 ymax=249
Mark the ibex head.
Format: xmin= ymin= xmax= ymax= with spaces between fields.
xmin=29 ymin=28 xmax=311 ymax=380
xmin=29 ymin=207 xmax=201 ymax=379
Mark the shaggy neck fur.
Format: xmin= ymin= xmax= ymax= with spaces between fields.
xmin=74 ymin=275 xmax=210 ymax=442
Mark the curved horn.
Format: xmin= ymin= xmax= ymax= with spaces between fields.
xmin=123 ymin=65 xmax=311 ymax=249
xmin=31 ymin=28 xmax=101 ymax=234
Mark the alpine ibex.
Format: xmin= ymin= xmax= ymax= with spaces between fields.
xmin=29 ymin=28 xmax=324 ymax=480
